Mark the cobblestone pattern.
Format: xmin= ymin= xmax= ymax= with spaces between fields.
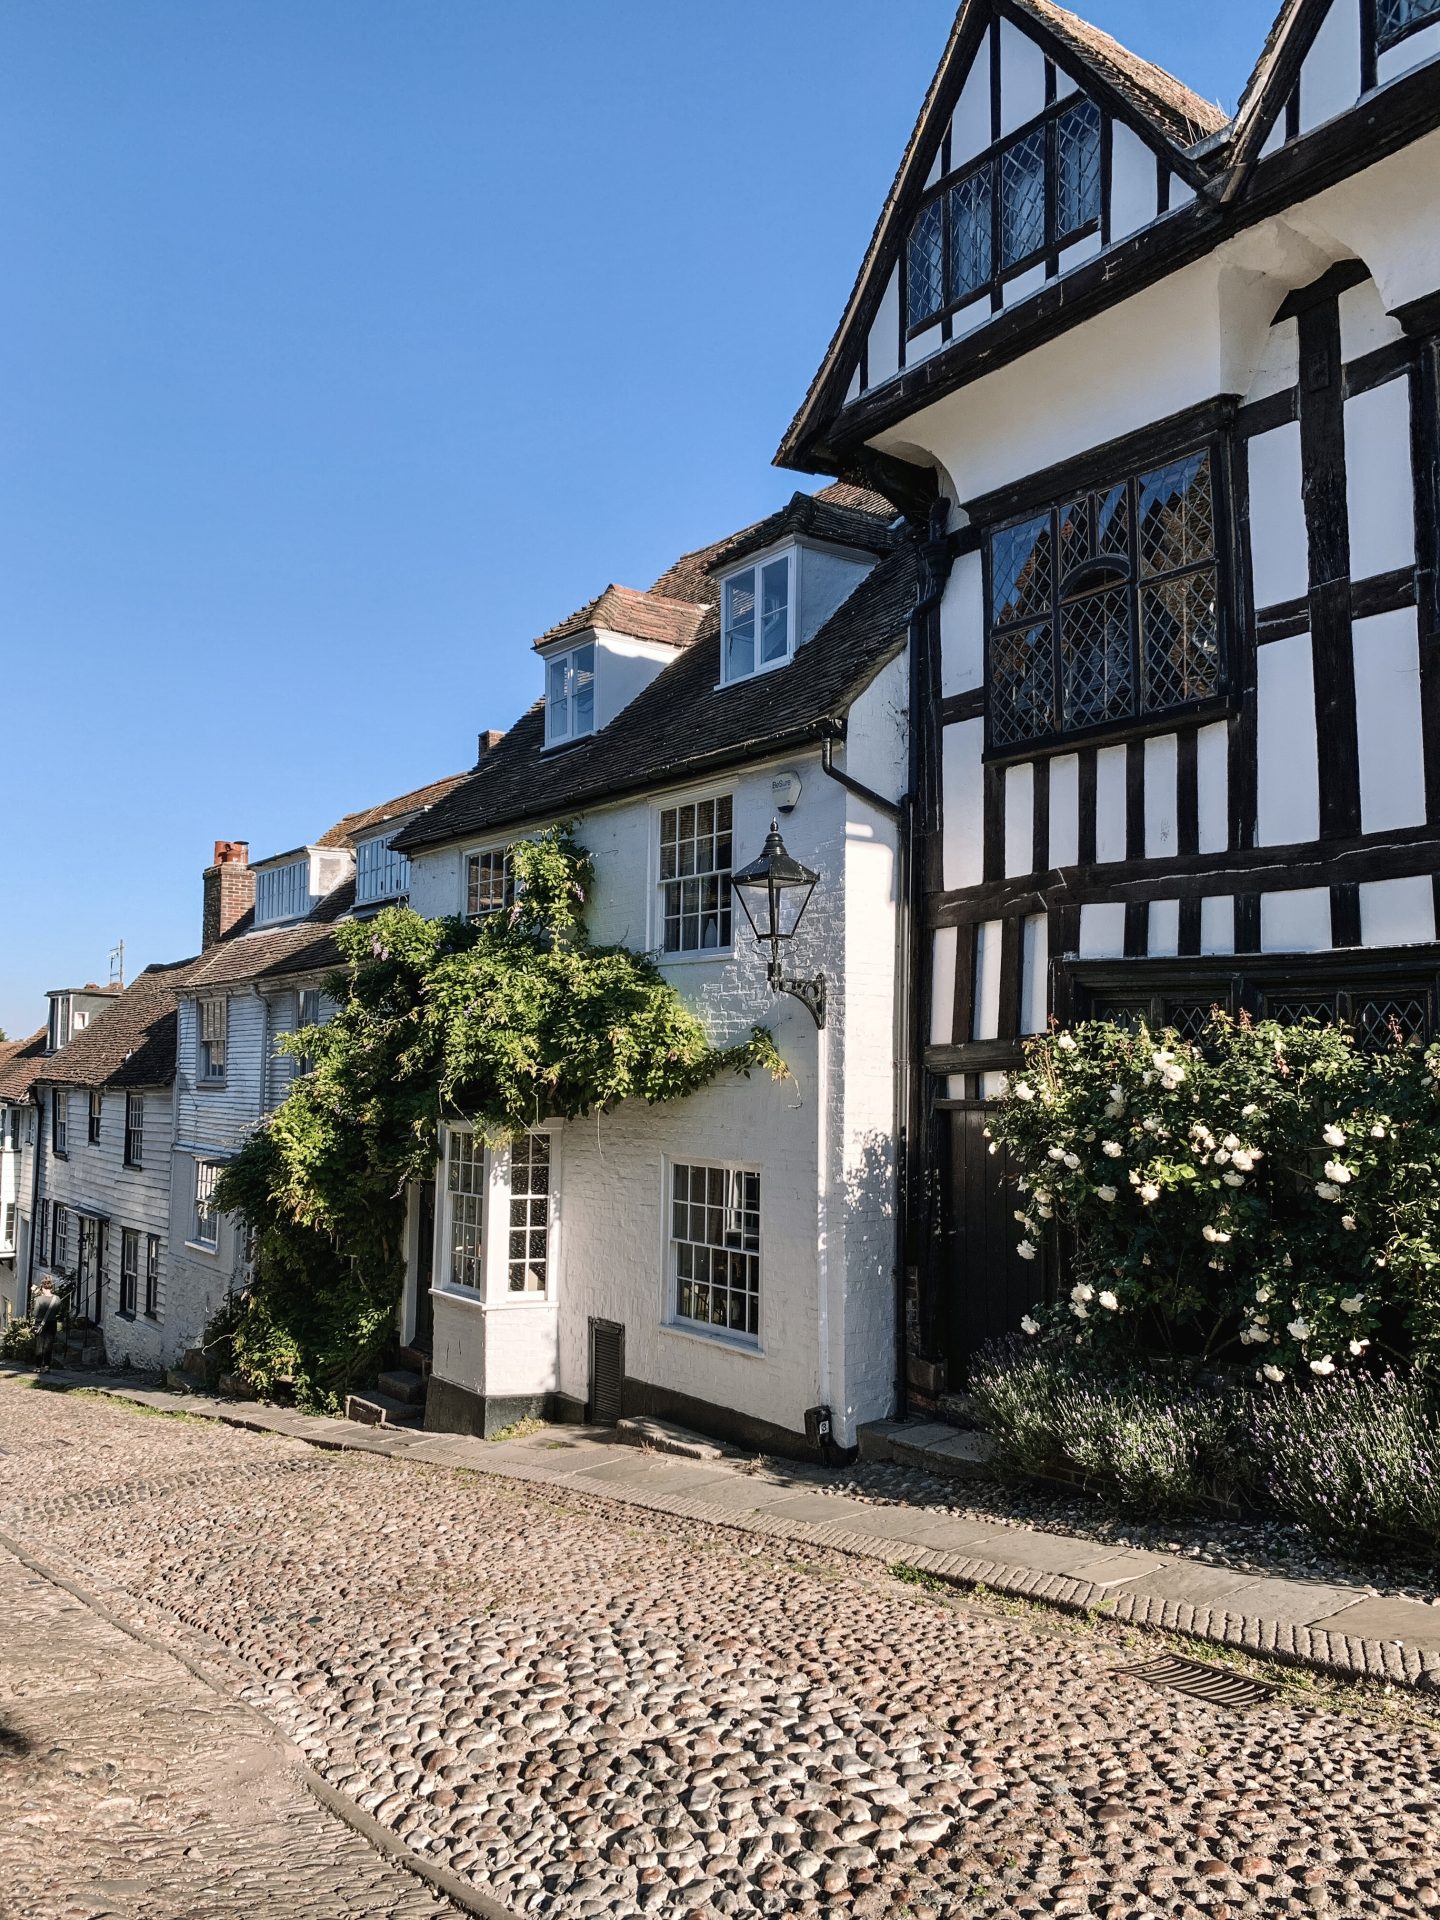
xmin=2 ymin=1384 xmax=1440 ymax=1918
xmin=0 ymin=1536 xmax=454 ymax=1919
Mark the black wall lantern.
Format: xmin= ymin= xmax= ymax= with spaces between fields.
xmin=731 ymin=819 xmax=826 ymax=1028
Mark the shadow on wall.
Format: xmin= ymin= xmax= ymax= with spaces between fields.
xmin=838 ymin=1128 xmax=899 ymax=1422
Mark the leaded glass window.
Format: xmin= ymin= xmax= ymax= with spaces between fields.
xmin=1376 ymin=0 xmax=1440 ymax=52
xmin=987 ymin=444 xmax=1225 ymax=750
xmin=904 ymin=91 xmax=1105 ymax=330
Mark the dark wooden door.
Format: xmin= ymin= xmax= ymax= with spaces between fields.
xmin=414 ymin=1183 xmax=435 ymax=1353
xmin=941 ymin=1104 xmax=1049 ymax=1377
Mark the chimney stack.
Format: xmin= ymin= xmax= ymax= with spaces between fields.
xmin=476 ymin=729 xmax=505 ymax=764
xmin=203 ymin=840 xmax=254 ymax=949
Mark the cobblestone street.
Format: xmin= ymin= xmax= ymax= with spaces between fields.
xmin=2 ymin=1382 xmax=1439 ymax=1918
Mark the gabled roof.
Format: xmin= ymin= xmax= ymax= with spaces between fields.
xmin=0 ymin=1029 xmax=48 ymax=1103
xmin=774 ymin=0 xmax=1231 ymax=475
xmin=1222 ymin=0 xmax=1320 ymax=192
xmin=393 ymin=543 xmax=918 ymax=856
xmin=315 ymin=771 xmax=472 ymax=849
xmin=40 ymin=960 xmax=197 ymax=1092
xmin=534 ymin=586 xmax=708 ymax=654
xmin=185 ymin=880 xmax=356 ymax=990
xmin=649 ymin=482 xmax=897 ymax=603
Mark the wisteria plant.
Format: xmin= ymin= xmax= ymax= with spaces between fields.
xmin=989 ymin=1012 xmax=1440 ymax=1382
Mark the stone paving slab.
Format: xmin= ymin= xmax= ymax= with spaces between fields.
xmin=38 ymin=1370 xmax=1440 ymax=1691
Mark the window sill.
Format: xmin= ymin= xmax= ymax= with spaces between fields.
xmin=658 ymin=947 xmax=736 ymax=967
xmin=430 ymin=1284 xmax=554 ymax=1312
xmin=143 ymin=1310 xmax=160 ymax=1322
xmin=659 ymin=1319 xmax=764 ymax=1359
xmin=196 ymin=1080 xmax=227 ymax=1092
xmin=123 ymin=1161 xmax=143 ymax=1172
xmin=982 ymin=691 xmax=1232 ymax=768
xmin=184 ymin=1240 xmax=219 ymax=1258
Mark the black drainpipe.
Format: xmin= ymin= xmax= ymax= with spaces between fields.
xmin=819 ymin=504 xmax=954 ymax=1423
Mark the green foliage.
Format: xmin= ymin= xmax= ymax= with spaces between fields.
xmin=214 ymin=828 xmax=785 ymax=1409
xmin=969 ymin=1342 xmax=1236 ymax=1515
xmin=989 ymin=1012 xmax=1440 ymax=1377
xmin=1248 ymin=1369 xmax=1440 ymax=1554
xmin=0 ymin=1319 xmax=36 ymax=1363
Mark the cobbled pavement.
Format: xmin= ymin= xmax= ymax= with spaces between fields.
xmin=1 ymin=1381 xmax=1439 ymax=1919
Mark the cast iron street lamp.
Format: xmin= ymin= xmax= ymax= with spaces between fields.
xmin=731 ymin=819 xmax=825 ymax=1028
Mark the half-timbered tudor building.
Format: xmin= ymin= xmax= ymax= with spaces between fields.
xmin=169 ymin=776 xmax=469 ymax=1345
xmin=387 ymin=484 xmax=913 ymax=1457
xmin=777 ymin=0 xmax=1440 ymax=1396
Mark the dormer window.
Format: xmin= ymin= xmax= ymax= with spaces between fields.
xmin=722 ymin=553 xmax=793 ymax=684
xmin=545 ymin=641 xmax=595 ymax=747
xmin=255 ymin=859 xmax=310 ymax=925
xmin=355 ymin=834 xmax=410 ymax=906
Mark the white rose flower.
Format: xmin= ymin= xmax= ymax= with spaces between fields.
xmin=1013 ymin=1081 xmax=1036 ymax=1102
xmin=1016 ymin=1240 xmax=1037 ymax=1261
xmin=988 ymin=1142 xmax=999 ymax=1156
xmin=1287 ymin=1317 xmax=1312 ymax=1341
xmin=1202 ymin=1225 xmax=1232 ymax=1244
xmin=1140 ymin=1182 xmax=1161 ymax=1204
xmin=1048 ymin=1147 xmax=1067 ymax=1162
xmin=1063 ymin=1153 xmax=1081 ymax=1170
xmin=1242 ymin=1103 xmax=1260 ymax=1118
xmin=1324 ymin=1161 xmax=1353 ymax=1185
xmin=1348 ymin=1338 xmax=1370 ymax=1356
xmin=1323 ymin=1124 xmax=1346 ymax=1148
xmin=1222 ymin=1134 xmax=1240 ymax=1152
xmin=1096 ymin=1185 xmax=1117 ymax=1203
xmin=1071 ymin=1301 xmax=1090 ymax=1320
xmin=1371 ymin=1123 xmax=1387 ymax=1139
xmin=1102 ymin=1141 xmax=1123 ymax=1158
xmin=1014 ymin=1210 xmax=1029 ymax=1225
xmin=1310 ymin=1356 xmax=1337 ymax=1376
xmin=1340 ymin=1295 xmax=1364 ymax=1314
xmin=1034 ymin=1188 xmax=1052 ymax=1206
xmin=1315 ymin=1182 xmax=1340 ymax=1201
xmin=1245 ymin=1324 xmax=1268 ymax=1344
xmin=1071 ymin=1283 xmax=1094 ymax=1304
xmin=1057 ymin=1032 xmax=1078 ymax=1052
xmin=1020 ymin=1315 xmax=1040 ymax=1336
xmin=1231 ymin=1150 xmax=1256 ymax=1172
xmin=1262 ymin=1364 xmax=1286 ymax=1384
xmin=1142 ymin=1117 xmax=1162 ymax=1133
xmin=1215 ymin=1148 xmax=1231 ymax=1165
xmin=1036 ymin=1203 xmax=1054 ymax=1220
xmin=1098 ymin=1290 xmax=1119 ymax=1311
xmin=1255 ymin=1286 xmax=1272 ymax=1303
xmin=1341 ymin=1215 xmax=1357 ymax=1232
xmin=1223 ymin=1172 xmax=1245 ymax=1188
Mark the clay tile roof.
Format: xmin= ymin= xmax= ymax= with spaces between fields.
xmin=649 ymin=484 xmax=899 ymax=603
xmin=0 ymin=1028 xmax=48 ymax=1102
xmin=533 ymin=585 xmax=709 ymax=654
xmin=185 ymin=879 xmax=357 ymax=990
xmin=40 ymin=959 xmax=198 ymax=1092
xmin=1012 ymin=0 xmax=1229 ymax=145
xmin=315 ymin=772 xmax=473 ymax=849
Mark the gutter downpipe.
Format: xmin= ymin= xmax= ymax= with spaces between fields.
xmin=819 ymin=504 xmax=953 ymax=1425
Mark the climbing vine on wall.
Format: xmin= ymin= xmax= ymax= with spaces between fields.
xmin=213 ymin=829 xmax=785 ymax=1409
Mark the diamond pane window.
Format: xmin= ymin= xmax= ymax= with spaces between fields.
xmin=670 ymin=1162 xmax=760 ymax=1342
xmin=907 ymin=196 xmax=946 ymax=325
xmin=1055 ymin=99 xmax=1102 ymax=240
xmin=948 ymin=168 xmax=993 ymax=301
xmin=991 ymin=514 xmax=1052 ymax=626
xmin=1000 ymin=127 xmax=1046 ymax=268
xmin=987 ymin=444 xmax=1224 ymax=750
xmin=1377 ymin=0 xmax=1440 ymax=50
xmin=507 ymin=1132 xmax=551 ymax=1293
xmin=1354 ymin=995 xmax=1431 ymax=1051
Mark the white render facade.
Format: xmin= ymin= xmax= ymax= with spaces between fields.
xmin=403 ymin=682 xmax=908 ymax=1455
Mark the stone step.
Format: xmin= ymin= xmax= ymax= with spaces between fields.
xmin=165 ymin=1367 xmax=207 ymax=1394
xmin=397 ymin=1345 xmax=432 ymax=1377
xmin=936 ymin=1391 xmax=982 ymax=1429
xmin=345 ymin=1389 xmax=424 ymax=1430
xmin=377 ymin=1368 xmax=428 ymax=1407
xmin=614 ymin=1415 xmax=732 ymax=1462
xmin=857 ymin=1418 xmax=998 ymax=1482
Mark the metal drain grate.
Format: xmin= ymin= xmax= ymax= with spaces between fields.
xmin=1115 ymin=1654 xmax=1278 ymax=1707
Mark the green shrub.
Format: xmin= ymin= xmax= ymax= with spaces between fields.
xmin=967 ymin=1340 xmax=1071 ymax=1476
xmin=1248 ymin=1370 xmax=1440 ymax=1555
xmin=989 ymin=1013 xmax=1440 ymax=1374
xmin=0 ymin=1319 xmax=36 ymax=1363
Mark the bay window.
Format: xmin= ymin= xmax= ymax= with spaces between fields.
xmin=438 ymin=1125 xmax=554 ymax=1299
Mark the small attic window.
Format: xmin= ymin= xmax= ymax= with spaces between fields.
xmin=722 ymin=552 xmax=793 ymax=684
xmin=255 ymin=859 xmax=310 ymax=926
xmin=355 ymin=834 xmax=410 ymax=906
xmin=545 ymin=641 xmax=595 ymax=747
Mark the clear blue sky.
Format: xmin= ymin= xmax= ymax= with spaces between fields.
xmin=0 ymin=0 xmax=1268 ymax=1038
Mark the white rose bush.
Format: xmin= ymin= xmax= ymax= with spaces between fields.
xmin=990 ymin=1012 xmax=1440 ymax=1377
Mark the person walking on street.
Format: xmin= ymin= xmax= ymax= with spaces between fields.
xmin=32 ymin=1277 xmax=62 ymax=1373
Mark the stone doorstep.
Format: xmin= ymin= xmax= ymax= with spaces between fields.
xmin=858 ymin=1418 xmax=998 ymax=1480
xmin=62 ymin=1376 xmax=1440 ymax=1689
xmin=613 ymin=1415 xmax=732 ymax=1462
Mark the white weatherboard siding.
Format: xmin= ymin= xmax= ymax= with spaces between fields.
xmin=411 ymin=729 xmax=905 ymax=1452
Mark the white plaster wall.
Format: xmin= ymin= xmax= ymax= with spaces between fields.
xmin=972 ymin=920 xmax=1003 ymax=1037
xmin=952 ymin=35 xmax=991 ymax=162
xmin=1256 ymin=633 xmax=1320 ymax=844
xmin=1020 ymin=915 xmax=1047 ymax=1034
xmin=1201 ymin=895 xmax=1235 ymax=954
xmin=1144 ymin=733 xmax=1179 ymax=860
xmin=1261 ymin=887 xmax=1333 ymax=952
xmin=799 ymin=546 xmax=877 ymax=647
xmin=1049 ymin=753 xmax=1079 ymax=866
xmin=868 ymin=266 xmax=901 ymax=388
xmin=1378 ymin=19 xmax=1440 ymax=83
xmin=1360 ymin=874 xmax=1436 ymax=945
xmin=1004 ymin=763 xmax=1034 ymax=876
xmin=1110 ymin=123 xmax=1158 ymax=240
xmin=1299 ymin=0 xmax=1363 ymax=133
xmin=942 ymin=719 xmax=985 ymax=889
xmin=998 ymin=18 xmax=1046 ymax=135
xmin=939 ymin=548 xmax=985 ymax=695
xmin=1078 ymin=902 xmax=1126 ymax=958
xmin=1095 ymin=746 xmax=1126 ymax=864
xmin=930 ymin=928 xmax=959 ymax=1045
xmin=1354 ymin=607 xmax=1427 ymax=833
xmin=1197 ymin=723 xmax=1229 ymax=854
xmin=1339 ymin=277 xmax=1405 ymax=360
xmin=1149 ymin=900 xmax=1180 ymax=957
xmin=1248 ymin=423 xmax=1310 ymax=608
xmin=593 ymin=632 xmax=679 ymax=731
xmin=1345 ymin=377 xmax=1416 ymax=581
xmin=1247 ymin=318 xmax=1299 ymax=402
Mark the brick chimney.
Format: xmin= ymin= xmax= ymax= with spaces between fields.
xmin=203 ymin=840 xmax=254 ymax=949
xmin=476 ymin=729 xmax=506 ymax=764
